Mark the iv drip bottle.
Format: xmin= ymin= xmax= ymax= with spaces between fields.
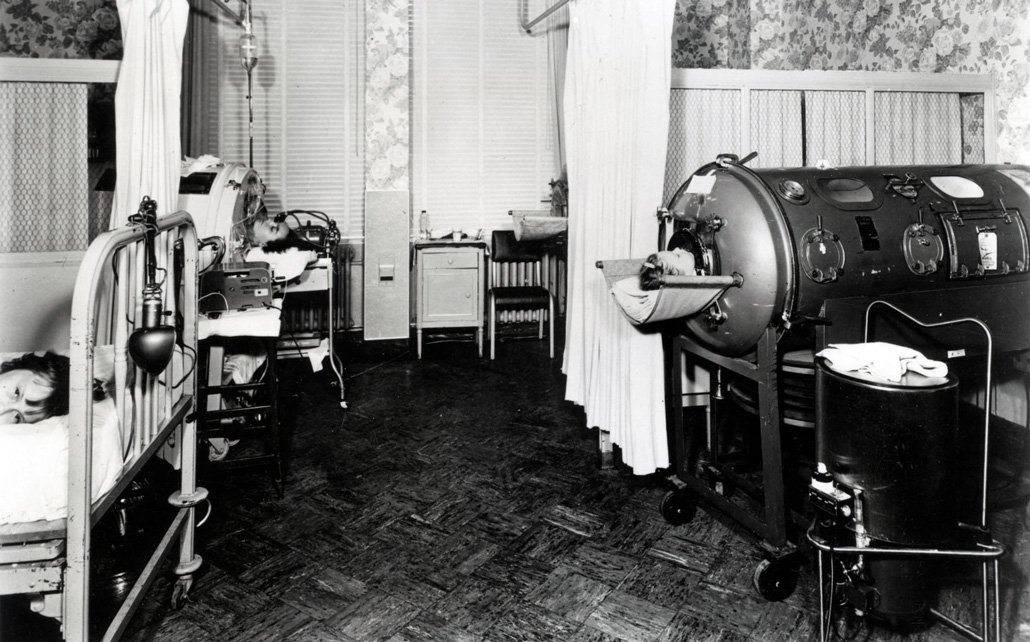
xmin=419 ymin=210 xmax=430 ymax=239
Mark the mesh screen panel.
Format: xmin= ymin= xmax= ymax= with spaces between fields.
xmin=960 ymin=93 xmax=985 ymax=165
xmin=664 ymin=89 xmax=740 ymax=205
xmin=750 ymin=90 xmax=803 ymax=168
xmin=805 ymin=91 xmax=866 ymax=167
xmin=0 ymin=83 xmax=89 ymax=252
xmin=874 ymin=92 xmax=962 ymax=165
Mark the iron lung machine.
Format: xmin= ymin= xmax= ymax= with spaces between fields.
xmin=657 ymin=156 xmax=1027 ymax=638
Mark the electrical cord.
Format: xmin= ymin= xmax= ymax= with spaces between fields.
xmin=199 ymin=291 xmax=231 ymax=313
xmin=272 ymin=209 xmax=341 ymax=253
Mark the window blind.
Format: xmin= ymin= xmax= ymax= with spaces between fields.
xmin=215 ymin=0 xmax=364 ymax=237
xmin=412 ymin=0 xmax=557 ymax=234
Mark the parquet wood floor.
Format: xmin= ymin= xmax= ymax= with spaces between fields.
xmin=3 ymin=331 xmax=1028 ymax=641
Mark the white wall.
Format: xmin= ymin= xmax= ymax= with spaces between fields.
xmin=0 ymin=252 xmax=82 ymax=353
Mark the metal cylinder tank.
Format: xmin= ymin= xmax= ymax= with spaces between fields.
xmin=667 ymin=159 xmax=1030 ymax=356
xmin=815 ymin=357 xmax=960 ymax=627
xmin=177 ymin=162 xmax=264 ymax=249
xmin=815 ymin=358 xmax=959 ymax=544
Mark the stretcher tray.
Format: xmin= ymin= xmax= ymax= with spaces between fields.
xmin=596 ymin=258 xmax=741 ymax=325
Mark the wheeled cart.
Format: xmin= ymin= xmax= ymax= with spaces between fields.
xmin=663 ymin=326 xmax=810 ymax=601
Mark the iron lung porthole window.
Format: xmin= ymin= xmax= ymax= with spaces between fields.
xmin=815 ymin=178 xmax=874 ymax=204
xmin=929 ymin=176 xmax=985 ymax=199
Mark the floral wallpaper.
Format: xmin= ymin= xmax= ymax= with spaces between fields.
xmin=0 ymin=0 xmax=122 ymax=59
xmin=671 ymin=0 xmax=750 ymax=69
xmin=673 ymin=0 xmax=1030 ymax=164
xmin=365 ymin=0 xmax=409 ymax=192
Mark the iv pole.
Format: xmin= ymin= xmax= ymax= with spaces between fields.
xmin=239 ymin=1 xmax=258 ymax=169
xmin=205 ymin=0 xmax=258 ymax=169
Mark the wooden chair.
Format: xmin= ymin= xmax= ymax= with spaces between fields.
xmin=488 ymin=230 xmax=555 ymax=360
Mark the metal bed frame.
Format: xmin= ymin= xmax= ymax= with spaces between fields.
xmin=0 ymin=210 xmax=203 ymax=641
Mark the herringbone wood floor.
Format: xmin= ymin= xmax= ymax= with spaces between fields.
xmin=4 ymin=330 xmax=1028 ymax=641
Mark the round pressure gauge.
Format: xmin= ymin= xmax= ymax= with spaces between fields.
xmin=777 ymin=180 xmax=808 ymax=204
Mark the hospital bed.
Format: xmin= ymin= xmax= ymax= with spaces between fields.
xmin=0 ymin=208 xmax=202 ymax=641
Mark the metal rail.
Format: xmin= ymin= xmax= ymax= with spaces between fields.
xmin=520 ymin=0 xmax=572 ymax=32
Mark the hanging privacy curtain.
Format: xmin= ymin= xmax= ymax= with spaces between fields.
xmin=181 ymin=0 xmax=217 ymax=157
xmin=111 ymin=0 xmax=189 ymax=228
xmin=562 ymin=0 xmax=676 ymax=475
xmin=547 ymin=6 xmax=569 ymax=174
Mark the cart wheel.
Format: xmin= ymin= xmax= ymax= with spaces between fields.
xmin=170 ymin=578 xmax=191 ymax=610
xmin=752 ymin=557 xmax=799 ymax=602
xmin=660 ymin=490 xmax=697 ymax=525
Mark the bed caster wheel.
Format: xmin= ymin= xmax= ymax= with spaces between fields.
xmin=660 ymin=490 xmax=697 ymax=525
xmin=170 ymin=579 xmax=191 ymax=610
xmin=752 ymin=557 xmax=799 ymax=602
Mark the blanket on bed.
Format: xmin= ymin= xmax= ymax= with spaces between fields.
xmin=0 ymin=350 xmax=123 ymax=524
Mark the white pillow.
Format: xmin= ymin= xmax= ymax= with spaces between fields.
xmin=0 ymin=350 xmax=123 ymax=524
xmin=245 ymin=247 xmax=317 ymax=282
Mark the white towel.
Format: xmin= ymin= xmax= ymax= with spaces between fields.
xmin=816 ymin=342 xmax=948 ymax=383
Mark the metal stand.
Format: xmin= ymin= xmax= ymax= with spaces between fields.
xmin=664 ymin=327 xmax=803 ymax=600
xmin=808 ymin=300 xmax=1006 ymax=642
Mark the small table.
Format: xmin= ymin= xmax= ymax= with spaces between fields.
xmin=282 ymin=256 xmax=347 ymax=408
xmin=414 ymin=239 xmax=487 ymax=358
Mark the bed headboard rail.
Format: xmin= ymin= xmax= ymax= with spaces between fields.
xmin=63 ymin=210 xmax=198 ymax=624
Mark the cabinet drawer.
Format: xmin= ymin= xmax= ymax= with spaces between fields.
xmin=422 ymin=251 xmax=479 ymax=270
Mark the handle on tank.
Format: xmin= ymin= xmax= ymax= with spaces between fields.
xmin=716 ymin=151 xmax=758 ymax=167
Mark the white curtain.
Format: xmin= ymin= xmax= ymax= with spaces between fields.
xmin=805 ymin=90 xmax=865 ymax=167
xmin=874 ymin=92 xmax=962 ymax=165
xmin=546 ymin=6 xmax=569 ymax=174
xmin=750 ymin=90 xmax=803 ymax=168
xmin=562 ymin=0 xmax=676 ymax=475
xmin=111 ymin=0 xmax=190 ymax=228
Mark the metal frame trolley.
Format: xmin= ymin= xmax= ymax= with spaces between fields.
xmin=807 ymin=300 xmax=1006 ymax=642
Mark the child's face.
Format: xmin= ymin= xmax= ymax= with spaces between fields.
xmin=0 ymin=369 xmax=53 ymax=424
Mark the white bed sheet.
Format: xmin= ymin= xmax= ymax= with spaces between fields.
xmin=0 ymin=351 xmax=123 ymax=524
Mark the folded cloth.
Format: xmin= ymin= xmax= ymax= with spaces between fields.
xmin=199 ymin=307 xmax=282 ymax=339
xmin=816 ymin=342 xmax=948 ymax=383
xmin=245 ymin=247 xmax=317 ymax=282
xmin=181 ymin=154 xmax=222 ymax=176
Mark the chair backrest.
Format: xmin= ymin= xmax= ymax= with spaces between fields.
xmin=491 ymin=231 xmax=545 ymax=288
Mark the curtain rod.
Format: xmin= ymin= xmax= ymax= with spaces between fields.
xmin=521 ymin=0 xmax=572 ymax=33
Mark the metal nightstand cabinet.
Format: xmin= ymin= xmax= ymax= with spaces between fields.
xmin=415 ymin=241 xmax=487 ymax=358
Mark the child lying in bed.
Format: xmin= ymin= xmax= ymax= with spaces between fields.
xmin=1 ymin=351 xmax=118 ymax=523
xmin=0 ymin=351 xmax=71 ymax=424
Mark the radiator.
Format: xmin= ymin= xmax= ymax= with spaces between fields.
xmin=491 ymin=252 xmax=565 ymax=323
xmin=280 ymin=246 xmax=349 ymax=336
